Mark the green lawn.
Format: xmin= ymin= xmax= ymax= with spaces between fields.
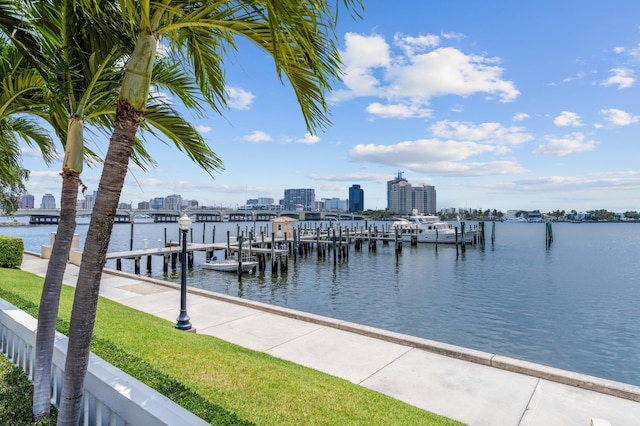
xmin=0 ymin=268 xmax=463 ymax=425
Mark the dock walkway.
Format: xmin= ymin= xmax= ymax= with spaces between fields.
xmin=18 ymin=252 xmax=640 ymax=426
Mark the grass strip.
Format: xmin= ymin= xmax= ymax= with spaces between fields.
xmin=0 ymin=267 xmax=462 ymax=425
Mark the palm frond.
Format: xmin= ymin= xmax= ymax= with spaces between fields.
xmin=141 ymin=102 xmax=224 ymax=176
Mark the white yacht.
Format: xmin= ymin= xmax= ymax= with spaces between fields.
xmin=391 ymin=210 xmax=477 ymax=244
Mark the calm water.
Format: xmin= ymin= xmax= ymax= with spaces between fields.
xmin=3 ymin=218 xmax=640 ymax=386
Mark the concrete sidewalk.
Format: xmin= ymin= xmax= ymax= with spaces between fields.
xmin=18 ymin=253 xmax=640 ymax=426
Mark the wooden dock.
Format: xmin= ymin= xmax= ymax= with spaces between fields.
xmin=102 ymin=222 xmax=484 ymax=276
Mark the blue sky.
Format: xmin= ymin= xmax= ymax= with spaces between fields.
xmin=18 ymin=1 xmax=640 ymax=213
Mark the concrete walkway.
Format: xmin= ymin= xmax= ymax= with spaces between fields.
xmin=18 ymin=253 xmax=640 ymax=426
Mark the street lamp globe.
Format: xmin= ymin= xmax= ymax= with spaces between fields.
xmin=178 ymin=213 xmax=192 ymax=231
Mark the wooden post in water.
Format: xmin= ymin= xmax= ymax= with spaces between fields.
xmin=435 ymin=228 xmax=438 ymax=253
xmin=461 ymin=222 xmax=466 ymax=253
xmin=491 ymin=222 xmax=496 ymax=245
xmin=293 ymin=228 xmax=298 ymax=262
xmin=455 ymin=227 xmax=459 ymax=257
xmin=237 ymin=235 xmax=243 ymax=278
xmin=480 ymin=222 xmax=485 ymax=248
xmin=332 ymin=229 xmax=337 ymax=265
xmin=147 ymin=255 xmax=152 ymax=273
xmin=546 ymin=222 xmax=554 ymax=247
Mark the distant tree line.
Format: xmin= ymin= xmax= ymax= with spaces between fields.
xmin=363 ymin=209 xmax=640 ymax=222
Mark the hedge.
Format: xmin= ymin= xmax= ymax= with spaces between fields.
xmin=0 ymin=236 xmax=23 ymax=268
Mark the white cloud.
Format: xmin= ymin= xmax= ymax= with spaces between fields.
xmin=332 ymin=32 xmax=519 ymax=108
xmin=430 ymin=120 xmax=533 ymax=145
xmin=512 ymin=113 xmax=530 ymax=122
xmin=366 ymin=102 xmax=432 ymax=119
xmin=243 ymin=130 xmax=271 ymax=143
xmin=226 ymin=86 xmax=255 ymax=110
xmin=21 ymin=147 xmax=48 ymax=159
xmin=196 ymin=125 xmax=212 ymax=133
xmin=30 ymin=171 xmax=61 ymax=179
xmin=307 ymin=172 xmax=391 ymax=183
xmin=533 ymin=133 xmax=597 ymax=156
xmin=602 ymin=68 xmax=635 ymax=89
xmin=332 ymin=33 xmax=390 ymax=101
xmin=296 ymin=133 xmax=320 ymax=144
xmin=349 ymin=138 xmax=526 ymax=176
xmin=393 ymin=32 xmax=440 ymax=56
xmin=600 ymin=108 xmax=640 ymax=126
xmin=386 ymin=47 xmax=519 ymax=102
xmin=554 ymin=111 xmax=583 ymax=127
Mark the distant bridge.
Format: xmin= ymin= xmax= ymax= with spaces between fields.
xmin=10 ymin=208 xmax=365 ymax=224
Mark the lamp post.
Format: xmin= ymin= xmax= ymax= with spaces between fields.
xmin=175 ymin=213 xmax=192 ymax=330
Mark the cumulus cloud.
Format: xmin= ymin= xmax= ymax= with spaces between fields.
xmin=332 ymin=32 xmax=519 ymax=111
xmin=554 ymin=111 xmax=583 ymax=127
xmin=602 ymin=68 xmax=635 ymax=89
xmin=533 ymin=133 xmax=597 ymax=156
xmin=512 ymin=113 xmax=530 ymax=122
xmin=196 ymin=125 xmax=212 ymax=133
xmin=296 ymin=133 xmax=320 ymax=144
xmin=348 ymin=139 xmax=526 ymax=176
xmin=243 ymin=130 xmax=271 ymax=143
xmin=600 ymin=108 xmax=640 ymax=126
xmin=430 ymin=120 xmax=533 ymax=145
xmin=226 ymin=86 xmax=255 ymax=110
xmin=366 ymin=102 xmax=432 ymax=119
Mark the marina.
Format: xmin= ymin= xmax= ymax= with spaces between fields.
xmin=2 ymin=218 xmax=640 ymax=387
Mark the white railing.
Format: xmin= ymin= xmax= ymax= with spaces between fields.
xmin=0 ymin=298 xmax=209 ymax=425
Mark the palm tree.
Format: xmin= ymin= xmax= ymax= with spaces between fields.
xmin=1 ymin=1 xmax=223 ymax=419
xmin=58 ymin=1 xmax=362 ymax=423
xmin=0 ymin=39 xmax=56 ymax=214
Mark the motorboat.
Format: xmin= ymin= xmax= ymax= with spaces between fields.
xmin=391 ymin=210 xmax=477 ymax=244
xmin=134 ymin=214 xmax=155 ymax=224
xmin=503 ymin=217 xmax=527 ymax=223
xmin=202 ymin=257 xmax=258 ymax=273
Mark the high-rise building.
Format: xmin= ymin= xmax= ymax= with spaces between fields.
xmin=40 ymin=193 xmax=56 ymax=209
xmin=150 ymin=197 xmax=164 ymax=209
xmin=77 ymin=191 xmax=99 ymax=210
xmin=389 ymin=180 xmax=436 ymax=215
xmin=386 ymin=171 xmax=407 ymax=210
xmin=283 ymin=188 xmax=315 ymax=211
xmin=19 ymin=194 xmax=34 ymax=209
xmin=164 ymin=194 xmax=182 ymax=210
xmin=138 ymin=201 xmax=150 ymax=209
xmin=322 ymin=198 xmax=348 ymax=212
xmin=348 ymin=184 xmax=364 ymax=212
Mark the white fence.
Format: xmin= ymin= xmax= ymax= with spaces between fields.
xmin=0 ymin=298 xmax=209 ymax=425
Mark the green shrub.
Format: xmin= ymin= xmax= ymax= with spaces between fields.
xmin=0 ymin=356 xmax=57 ymax=424
xmin=0 ymin=236 xmax=24 ymax=268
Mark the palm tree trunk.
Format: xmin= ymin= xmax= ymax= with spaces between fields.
xmin=56 ymin=100 xmax=142 ymax=425
xmin=31 ymin=171 xmax=78 ymax=420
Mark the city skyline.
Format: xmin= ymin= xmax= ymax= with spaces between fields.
xmin=15 ymin=1 xmax=640 ymax=213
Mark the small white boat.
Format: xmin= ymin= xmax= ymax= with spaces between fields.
xmin=134 ymin=214 xmax=155 ymax=224
xmin=391 ymin=210 xmax=477 ymax=244
xmin=202 ymin=258 xmax=258 ymax=273
xmin=503 ymin=217 xmax=527 ymax=223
